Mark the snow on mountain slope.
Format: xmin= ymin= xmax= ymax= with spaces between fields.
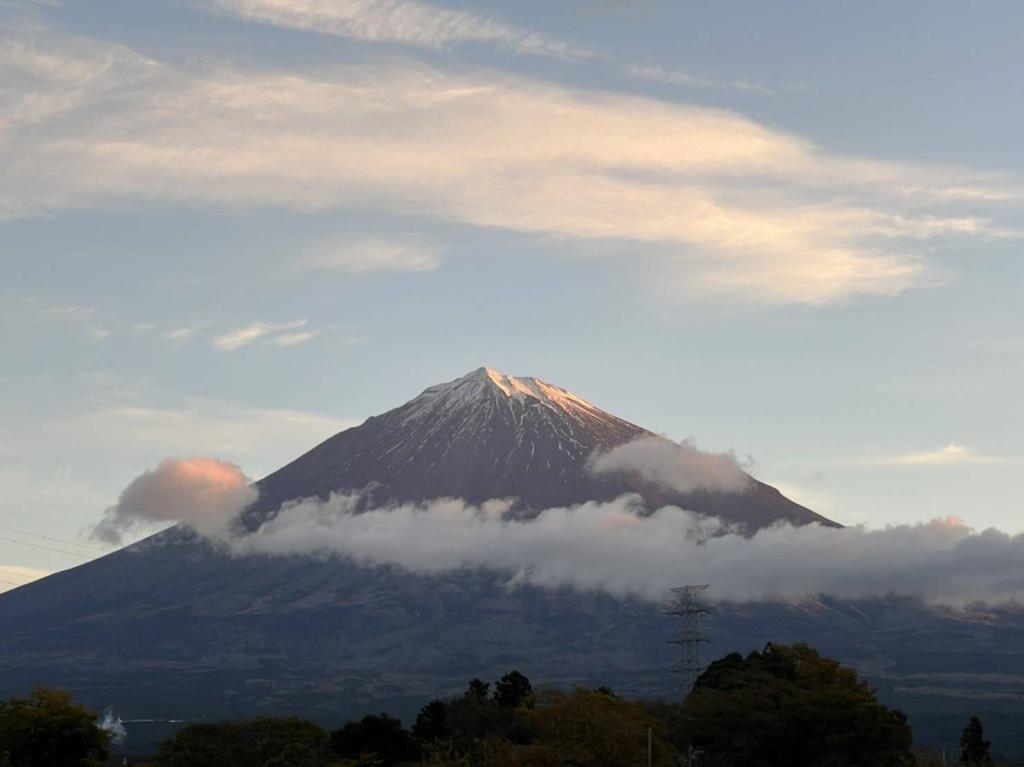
xmin=251 ymin=367 xmax=834 ymax=529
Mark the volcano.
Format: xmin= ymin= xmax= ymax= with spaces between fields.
xmin=1 ymin=368 xmax=1021 ymax=755
xmin=250 ymin=367 xmax=833 ymax=528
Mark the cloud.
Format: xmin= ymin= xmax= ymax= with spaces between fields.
xmin=628 ymin=64 xmax=775 ymax=96
xmin=882 ymin=443 xmax=1002 ymax=467
xmin=306 ymin=238 xmax=441 ymax=274
xmin=160 ymin=326 xmax=201 ymax=344
xmin=207 ymin=0 xmax=592 ymax=59
xmin=2 ymin=31 xmax=1018 ymax=305
xmin=0 ymin=298 xmax=114 ymax=341
xmin=590 ymin=436 xmax=750 ymax=494
xmin=0 ymin=397 xmax=357 ymax=520
xmin=212 ymin=319 xmax=307 ymax=350
xmin=230 ymin=491 xmax=1024 ymax=606
xmin=266 ymin=330 xmax=318 ymax=347
xmin=0 ymin=564 xmax=50 ymax=593
xmin=90 ymin=457 xmax=257 ymax=544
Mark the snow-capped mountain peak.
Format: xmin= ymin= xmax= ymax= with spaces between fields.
xmin=424 ymin=366 xmax=599 ymax=416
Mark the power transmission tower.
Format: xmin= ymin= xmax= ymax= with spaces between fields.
xmin=665 ymin=584 xmax=710 ymax=699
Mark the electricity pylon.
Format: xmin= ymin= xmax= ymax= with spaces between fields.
xmin=665 ymin=584 xmax=710 ymax=699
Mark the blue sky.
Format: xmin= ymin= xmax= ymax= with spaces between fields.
xmin=2 ymin=0 xmax=1022 ymax=588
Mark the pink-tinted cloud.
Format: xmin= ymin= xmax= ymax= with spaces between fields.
xmin=91 ymin=457 xmax=257 ymax=543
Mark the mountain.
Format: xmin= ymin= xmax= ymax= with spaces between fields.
xmin=1 ymin=368 xmax=1021 ymax=756
xmin=251 ymin=367 xmax=834 ymax=529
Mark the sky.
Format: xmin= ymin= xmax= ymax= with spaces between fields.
xmin=2 ymin=0 xmax=1023 ymax=591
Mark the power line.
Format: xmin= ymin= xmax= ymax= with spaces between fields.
xmin=0 ymin=535 xmax=93 ymax=559
xmin=0 ymin=507 xmax=70 ymax=524
xmin=0 ymin=524 xmax=107 ymax=553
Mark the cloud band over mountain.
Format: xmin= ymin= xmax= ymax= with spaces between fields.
xmin=99 ymin=450 xmax=1024 ymax=607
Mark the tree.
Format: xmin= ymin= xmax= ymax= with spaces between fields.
xmin=412 ymin=699 xmax=451 ymax=744
xmin=329 ymin=713 xmax=420 ymax=767
xmin=515 ymin=688 xmax=675 ymax=767
xmin=683 ymin=643 xmax=915 ymax=767
xmin=492 ymin=671 xmax=532 ymax=709
xmin=412 ymin=672 xmax=537 ymax=762
xmin=466 ymin=679 xmax=490 ymax=701
xmin=0 ymin=687 xmax=110 ymax=767
xmin=960 ymin=716 xmax=993 ymax=765
xmin=152 ymin=716 xmax=329 ymax=767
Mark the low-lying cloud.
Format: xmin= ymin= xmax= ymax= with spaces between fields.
xmin=232 ymin=493 xmax=1024 ymax=606
xmin=590 ymin=436 xmax=750 ymax=494
xmin=97 ymin=454 xmax=1024 ymax=607
xmin=91 ymin=457 xmax=256 ymax=544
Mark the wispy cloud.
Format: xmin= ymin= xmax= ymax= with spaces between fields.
xmin=212 ymin=319 xmax=307 ymax=351
xmin=628 ymin=64 xmax=775 ymax=96
xmin=266 ymin=330 xmax=318 ymax=347
xmin=208 ymin=0 xmax=593 ymax=59
xmin=3 ymin=299 xmax=114 ymax=340
xmin=306 ymin=238 xmax=441 ymax=274
xmin=2 ymin=32 xmax=1018 ymax=306
xmin=160 ymin=326 xmax=202 ymax=345
xmin=882 ymin=443 xmax=1003 ymax=467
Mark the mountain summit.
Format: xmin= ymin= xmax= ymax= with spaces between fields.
xmin=252 ymin=367 xmax=833 ymax=529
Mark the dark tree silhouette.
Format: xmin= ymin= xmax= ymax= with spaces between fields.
xmin=0 ymin=688 xmax=110 ymax=767
xmin=466 ymin=678 xmax=490 ymax=701
xmin=493 ymin=670 xmax=533 ymax=708
xmin=329 ymin=713 xmax=420 ymax=766
xmin=960 ymin=716 xmax=993 ymax=765
xmin=412 ymin=699 xmax=450 ymax=744
xmin=152 ymin=716 xmax=329 ymax=767
xmin=684 ymin=643 xmax=915 ymax=767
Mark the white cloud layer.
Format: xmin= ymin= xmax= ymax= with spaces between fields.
xmin=96 ymin=447 xmax=1024 ymax=607
xmin=1 ymin=31 xmax=1018 ymax=305
xmin=232 ymin=492 xmax=1024 ymax=606
xmin=590 ymin=436 xmax=750 ymax=494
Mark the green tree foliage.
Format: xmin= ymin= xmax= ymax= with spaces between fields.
xmin=329 ymin=713 xmax=420 ymax=766
xmin=151 ymin=716 xmax=329 ymax=767
xmin=0 ymin=687 xmax=110 ymax=767
xmin=960 ymin=716 xmax=994 ymax=765
xmin=492 ymin=671 xmax=532 ymax=709
xmin=683 ymin=643 xmax=915 ymax=767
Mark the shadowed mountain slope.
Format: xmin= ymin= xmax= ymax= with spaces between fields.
xmin=250 ymin=367 xmax=833 ymax=529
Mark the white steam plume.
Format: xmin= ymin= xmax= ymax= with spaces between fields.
xmin=590 ymin=436 xmax=750 ymax=494
xmin=91 ymin=457 xmax=257 ymax=544
xmin=234 ymin=492 xmax=1024 ymax=607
